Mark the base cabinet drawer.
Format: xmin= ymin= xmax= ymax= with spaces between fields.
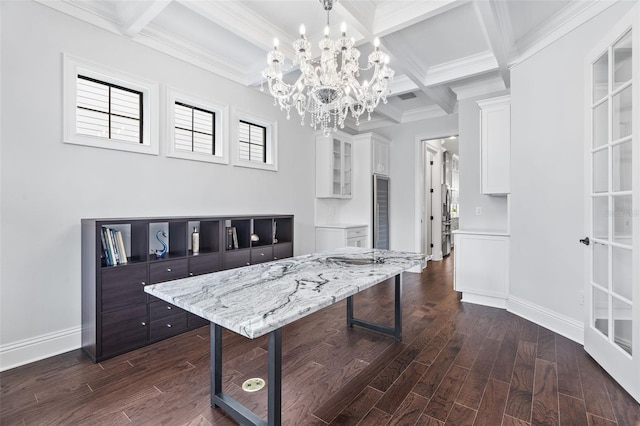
xmin=224 ymin=249 xmax=251 ymax=269
xmin=101 ymin=304 xmax=148 ymax=356
xmin=150 ymin=312 xmax=187 ymax=341
xmin=149 ymin=259 xmax=188 ymax=283
xmin=189 ymin=253 xmax=221 ymax=276
xmin=149 ymin=298 xmax=186 ymax=321
xmin=273 ymin=242 xmax=293 ymax=260
xmin=251 ymin=246 xmax=273 ymax=264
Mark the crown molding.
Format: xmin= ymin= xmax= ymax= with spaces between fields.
xmin=450 ymin=73 xmax=507 ymax=100
xmin=425 ymin=51 xmax=498 ymax=87
xmin=402 ymin=105 xmax=448 ymax=123
xmin=389 ymin=74 xmax=420 ymax=96
xmin=35 ymin=0 xmax=122 ymax=34
xmin=512 ymin=0 xmax=623 ymax=66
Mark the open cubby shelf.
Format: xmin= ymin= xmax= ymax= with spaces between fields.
xmin=82 ymin=215 xmax=293 ymax=362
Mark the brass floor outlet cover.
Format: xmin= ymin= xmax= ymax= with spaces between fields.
xmin=242 ymin=378 xmax=265 ymax=392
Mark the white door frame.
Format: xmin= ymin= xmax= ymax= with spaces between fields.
xmin=583 ymin=4 xmax=639 ymax=403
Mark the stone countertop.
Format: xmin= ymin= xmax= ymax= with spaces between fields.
xmin=145 ymin=247 xmax=425 ymax=339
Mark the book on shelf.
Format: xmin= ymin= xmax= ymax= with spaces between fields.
xmin=232 ymin=227 xmax=239 ymax=249
xmin=226 ymin=227 xmax=234 ymax=250
xmin=101 ymin=227 xmax=128 ymax=266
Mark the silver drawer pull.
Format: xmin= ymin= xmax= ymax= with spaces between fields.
xmin=167 ymin=268 xmax=172 ymax=272
xmin=141 ymin=281 xmax=146 ymax=286
xmin=260 ymin=253 xmax=265 ymax=256
xmin=141 ymin=322 xmax=146 ymax=326
xmin=166 ymin=324 xmax=172 ymax=328
xmin=274 ymin=257 xmax=278 ymax=260
xmin=246 ymin=262 xmax=250 ymax=266
xmin=167 ymin=306 xmax=172 ymax=310
xmin=189 ymin=272 xmax=194 ymax=276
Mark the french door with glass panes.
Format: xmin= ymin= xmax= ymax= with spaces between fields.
xmin=585 ymin=5 xmax=639 ymax=402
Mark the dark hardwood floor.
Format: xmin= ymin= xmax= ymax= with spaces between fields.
xmin=2 ymin=254 xmax=639 ymax=425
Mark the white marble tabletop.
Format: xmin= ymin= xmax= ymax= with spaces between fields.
xmin=145 ymin=247 xmax=425 ymax=339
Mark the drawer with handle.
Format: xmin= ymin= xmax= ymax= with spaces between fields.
xmin=150 ymin=312 xmax=187 ymax=340
xmin=346 ymin=227 xmax=367 ymax=239
xmin=251 ymin=246 xmax=273 ymax=265
xmin=149 ymin=259 xmax=188 ymax=284
xmin=100 ymin=263 xmax=148 ymax=312
xmin=149 ymin=299 xmax=186 ymax=321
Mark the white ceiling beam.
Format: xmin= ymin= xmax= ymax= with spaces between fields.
xmin=119 ymin=0 xmax=172 ymax=38
xmin=424 ymin=51 xmax=498 ymax=87
xmin=373 ymin=0 xmax=469 ymax=37
xmin=473 ymin=0 xmax=512 ymax=88
xmin=373 ymin=102 xmax=403 ymax=123
xmin=389 ymin=75 xmax=420 ymax=96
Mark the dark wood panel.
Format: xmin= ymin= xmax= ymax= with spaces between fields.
xmin=250 ymin=246 xmax=273 ymax=264
xmin=455 ymin=337 xmax=501 ymax=410
xmin=555 ymin=334 xmax=583 ymax=399
xmin=387 ymin=392 xmax=429 ymax=425
xmin=223 ymin=248 xmax=251 ymax=270
xmin=423 ymin=364 xmax=469 ymax=421
xmin=358 ymin=407 xmax=392 ymax=426
xmin=328 ymin=386 xmax=383 ymax=425
xmin=444 ymin=403 xmax=476 ymax=426
xmin=413 ymin=333 xmax=466 ymax=400
xmin=100 ymin=263 xmax=147 ymax=312
xmin=150 ymin=312 xmax=188 ymax=341
xmin=101 ymin=305 xmax=147 ymax=357
xmin=536 ymin=326 xmax=556 ymax=362
xmin=531 ymin=358 xmax=559 ymax=426
xmin=505 ymin=340 xmax=536 ymax=422
xmin=188 ymin=252 xmax=220 ymax=276
xmin=149 ymin=299 xmax=186 ymax=321
xmin=576 ymin=350 xmax=617 ymax=421
xmin=559 ymin=394 xmax=588 ymax=426
xmin=490 ymin=321 xmax=520 ymax=383
xmin=375 ymin=361 xmax=428 ymax=414
xmin=474 ymin=378 xmax=510 ymax=426
xmin=273 ymin=242 xmax=293 ymax=260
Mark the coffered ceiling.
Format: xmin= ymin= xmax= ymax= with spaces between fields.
xmin=38 ymin=0 xmax=620 ymax=131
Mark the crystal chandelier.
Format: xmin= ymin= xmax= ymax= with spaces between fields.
xmin=261 ymin=0 xmax=394 ymax=135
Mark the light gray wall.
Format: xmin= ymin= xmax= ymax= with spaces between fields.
xmin=509 ymin=1 xmax=634 ymax=322
xmin=376 ymin=115 xmax=459 ymax=253
xmin=0 ymin=2 xmax=315 ymax=362
xmin=458 ymin=93 xmax=509 ymax=232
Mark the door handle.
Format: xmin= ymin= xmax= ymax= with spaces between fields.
xmin=579 ymin=237 xmax=590 ymax=246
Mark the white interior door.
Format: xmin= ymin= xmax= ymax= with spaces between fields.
xmin=425 ymin=149 xmax=434 ymax=257
xmin=584 ymin=5 xmax=639 ymax=403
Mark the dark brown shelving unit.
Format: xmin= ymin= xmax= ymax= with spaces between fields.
xmin=81 ymin=215 xmax=293 ymax=362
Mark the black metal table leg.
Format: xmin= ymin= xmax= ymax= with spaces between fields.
xmin=345 ymin=273 xmax=403 ymax=341
xmin=267 ymin=329 xmax=282 ymax=426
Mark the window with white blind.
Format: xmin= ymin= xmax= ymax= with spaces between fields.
xmin=234 ymin=112 xmax=277 ymax=171
xmin=76 ymin=76 xmax=142 ymax=143
xmin=165 ymin=88 xmax=228 ymax=164
xmin=63 ymin=54 xmax=159 ymax=155
xmin=239 ymin=121 xmax=266 ymax=163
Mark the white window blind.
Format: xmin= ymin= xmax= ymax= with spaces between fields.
xmin=238 ymin=120 xmax=266 ymax=163
xmin=174 ymin=102 xmax=215 ymax=154
xmin=76 ymin=75 xmax=142 ymax=144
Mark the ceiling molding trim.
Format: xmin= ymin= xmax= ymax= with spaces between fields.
xmin=424 ymin=51 xmax=498 ymax=87
xmin=34 ymin=0 xmax=122 ymax=35
xmin=373 ymin=102 xmax=403 ymax=123
xmin=137 ymin=25 xmax=247 ymax=85
xmin=372 ymin=0 xmax=469 ymax=37
xmin=402 ymin=105 xmax=447 ymax=123
xmin=422 ymin=85 xmax=457 ymax=115
xmin=334 ymin=1 xmax=376 ymax=38
xmin=512 ymin=0 xmax=621 ymax=66
xmin=450 ymin=75 xmax=507 ymax=100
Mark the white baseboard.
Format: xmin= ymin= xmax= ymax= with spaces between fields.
xmin=461 ymin=292 xmax=508 ymax=309
xmin=508 ymin=296 xmax=584 ymax=345
xmin=0 ymin=326 xmax=81 ymax=372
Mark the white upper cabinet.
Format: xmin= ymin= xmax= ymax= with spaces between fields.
xmin=316 ymin=133 xmax=352 ymax=198
xmin=477 ymin=95 xmax=511 ymax=195
xmin=372 ymin=136 xmax=391 ymax=176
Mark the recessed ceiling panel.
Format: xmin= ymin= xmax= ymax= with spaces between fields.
xmin=396 ymin=2 xmax=489 ymax=66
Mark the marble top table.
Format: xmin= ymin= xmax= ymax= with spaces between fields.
xmin=145 ymin=247 xmax=425 ymax=426
xmin=145 ymin=247 xmax=426 ymax=339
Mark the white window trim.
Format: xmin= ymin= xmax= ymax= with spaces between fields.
xmin=233 ymin=109 xmax=278 ymax=172
xmin=63 ymin=53 xmax=159 ymax=155
xmin=165 ymin=87 xmax=229 ymax=164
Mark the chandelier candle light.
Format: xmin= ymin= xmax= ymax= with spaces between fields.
xmin=261 ymin=0 xmax=394 ymax=135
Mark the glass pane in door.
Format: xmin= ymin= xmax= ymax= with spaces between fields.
xmin=612 ymin=246 xmax=632 ymax=301
xmin=612 ymin=140 xmax=632 ymax=192
xmin=594 ymin=286 xmax=609 ymax=337
xmin=613 ymin=31 xmax=633 ymax=89
xmin=593 ymin=241 xmax=608 ymax=287
xmin=593 ymin=101 xmax=609 ymax=148
xmin=593 ymin=52 xmax=609 ymax=102
xmin=332 ymin=139 xmax=341 ymax=195
xmin=613 ymin=298 xmax=632 ymax=355
xmin=593 ymin=149 xmax=608 ymax=193
xmin=593 ymin=196 xmax=609 ymax=239
xmin=613 ymin=194 xmax=633 ymax=244
xmin=342 ymin=142 xmax=351 ymax=196
xmin=613 ymin=85 xmax=632 ymax=140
